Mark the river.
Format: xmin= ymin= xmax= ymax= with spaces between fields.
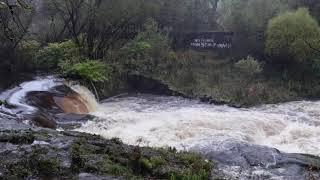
xmin=73 ymin=93 xmax=320 ymax=156
xmin=1 ymin=76 xmax=320 ymax=179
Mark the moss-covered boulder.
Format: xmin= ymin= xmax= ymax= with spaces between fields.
xmin=0 ymin=129 xmax=215 ymax=179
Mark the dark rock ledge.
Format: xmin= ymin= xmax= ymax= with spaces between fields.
xmin=0 ymin=128 xmax=215 ymax=179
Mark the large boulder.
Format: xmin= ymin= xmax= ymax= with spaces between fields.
xmin=0 ymin=129 xmax=214 ymax=179
xmin=26 ymin=85 xmax=92 ymax=114
xmin=193 ymin=140 xmax=320 ymax=179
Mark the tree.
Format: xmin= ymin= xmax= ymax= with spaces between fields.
xmin=265 ymin=8 xmax=320 ymax=62
xmin=0 ymin=0 xmax=34 ymax=71
xmin=216 ymin=0 xmax=288 ymax=56
xmin=121 ymin=18 xmax=170 ymax=75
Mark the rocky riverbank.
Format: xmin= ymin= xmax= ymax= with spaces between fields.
xmin=0 ymin=128 xmax=213 ymax=179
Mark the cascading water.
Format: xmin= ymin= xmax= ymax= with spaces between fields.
xmin=66 ymin=82 xmax=99 ymax=112
xmin=73 ymin=94 xmax=320 ymax=157
xmin=0 ymin=76 xmax=63 ymax=116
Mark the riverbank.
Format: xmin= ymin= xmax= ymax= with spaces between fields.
xmin=0 ymin=128 xmax=213 ymax=179
xmin=116 ymin=51 xmax=320 ymax=108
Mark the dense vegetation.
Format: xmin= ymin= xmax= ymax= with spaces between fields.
xmin=0 ymin=0 xmax=320 ymax=105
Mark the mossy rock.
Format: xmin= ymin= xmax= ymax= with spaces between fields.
xmin=0 ymin=129 xmax=215 ymax=179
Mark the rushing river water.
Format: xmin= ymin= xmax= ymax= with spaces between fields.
xmin=2 ymin=77 xmax=320 ymax=179
xmin=2 ymin=77 xmax=320 ymax=157
xmin=74 ymin=93 xmax=320 ymax=156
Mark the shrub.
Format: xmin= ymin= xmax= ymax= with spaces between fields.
xmin=121 ymin=18 xmax=170 ymax=75
xmin=60 ymin=60 xmax=111 ymax=83
xmin=265 ymin=8 xmax=320 ymax=62
xmin=35 ymin=40 xmax=80 ymax=70
xmin=234 ymin=56 xmax=263 ymax=76
xmin=16 ymin=40 xmax=41 ymax=70
xmin=217 ymin=0 xmax=288 ymax=55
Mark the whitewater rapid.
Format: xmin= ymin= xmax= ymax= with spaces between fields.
xmin=1 ymin=77 xmax=320 ymax=157
xmin=74 ymin=94 xmax=320 ymax=156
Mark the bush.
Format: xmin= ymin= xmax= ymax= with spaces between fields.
xmin=60 ymin=60 xmax=111 ymax=83
xmin=35 ymin=40 xmax=80 ymax=70
xmin=121 ymin=18 xmax=170 ymax=75
xmin=234 ymin=56 xmax=263 ymax=76
xmin=265 ymin=8 xmax=320 ymax=62
xmin=16 ymin=40 xmax=41 ymax=70
xmin=217 ymin=0 xmax=288 ymax=55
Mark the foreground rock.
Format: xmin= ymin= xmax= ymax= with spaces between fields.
xmin=0 ymin=128 xmax=213 ymax=179
xmin=194 ymin=140 xmax=320 ymax=180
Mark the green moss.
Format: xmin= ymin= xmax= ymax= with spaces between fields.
xmin=0 ymin=131 xmax=35 ymax=144
xmin=69 ymin=139 xmax=212 ymax=179
xmin=28 ymin=147 xmax=61 ymax=177
xmin=150 ymin=156 xmax=167 ymax=167
xmin=140 ymin=158 xmax=153 ymax=171
xmin=0 ymin=130 xmax=214 ymax=179
xmin=35 ymin=158 xmax=60 ymax=176
xmin=7 ymin=160 xmax=32 ymax=178
xmin=4 ymin=147 xmax=61 ymax=178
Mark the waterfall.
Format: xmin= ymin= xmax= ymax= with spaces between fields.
xmin=66 ymin=82 xmax=99 ymax=113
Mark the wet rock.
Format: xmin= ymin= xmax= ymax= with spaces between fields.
xmin=26 ymin=85 xmax=90 ymax=114
xmin=25 ymin=84 xmax=95 ymax=130
xmin=32 ymin=112 xmax=57 ymax=129
xmin=0 ymin=112 xmax=28 ymax=130
xmin=0 ymin=128 xmax=214 ymax=179
xmin=194 ymin=140 xmax=320 ymax=180
xmin=78 ymin=173 xmax=120 ymax=180
xmin=53 ymin=95 xmax=89 ymax=114
xmin=32 ymin=112 xmax=93 ymax=130
xmin=127 ymin=74 xmax=184 ymax=97
xmin=55 ymin=113 xmax=94 ymax=130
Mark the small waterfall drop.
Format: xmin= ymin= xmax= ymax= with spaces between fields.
xmin=0 ymin=76 xmax=99 ymax=117
xmin=65 ymin=82 xmax=99 ymax=112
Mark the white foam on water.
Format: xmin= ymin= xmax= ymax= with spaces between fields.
xmin=66 ymin=82 xmax=99 ymax=112
xmin=75 ymin=95 xmax=320 ymax=156
xmin=1 ymin=76 xmax=62 ymax=115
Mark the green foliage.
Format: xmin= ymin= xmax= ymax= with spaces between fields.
xmin=121 ymin=18 xmax=170 ymax=75
xmin=35 ymin=40 xmax=80 ymax=70
xmin=60 ymin=60 xmax=111 ymax=83
xmin=265 ymin=8 xmax=320 ymax=62
xmin=217 ymin=0 xmax=287 ymax=31
xmin=234 ymin=56 xmax=263 ymax=76
xmin=18 ymin=40 xmax=41 ymax=58
xmin=16 ymin=40 xmax=41 ymax=70
xmin=217 ymin=0 xmax=288 ymax=55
